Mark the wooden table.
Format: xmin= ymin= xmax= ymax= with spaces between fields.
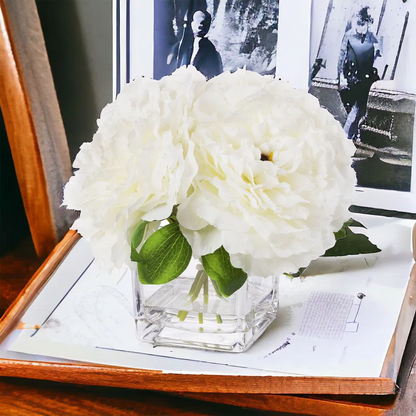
xmin=0 ymin=376 xmax=399 ymax=416
xmin=0 ymin=236 xmax=414 ymax=416
xmin=1 ymin=377 xmax=284 ymax=416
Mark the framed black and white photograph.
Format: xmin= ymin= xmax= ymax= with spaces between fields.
xmin=310 ymin=0 xmax=416 ymax=212
xmin=114 ymin=0 xmax=312 ymax=97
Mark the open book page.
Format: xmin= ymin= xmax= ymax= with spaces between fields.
xmin=9 ymin=215 xmax=415 ymax=378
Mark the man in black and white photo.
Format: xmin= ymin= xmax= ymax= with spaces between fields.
xmin=154 ymin=1 xmax=279 ymax=80
xmin=178 ymin=10 xmax=223 ymax=79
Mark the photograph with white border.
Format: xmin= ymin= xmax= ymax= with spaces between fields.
xmin=310 ymin=0 xmax=416 ymax=213
xmin=115 ymin=0 xmax=312 ymax=93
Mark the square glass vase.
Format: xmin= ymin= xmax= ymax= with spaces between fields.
xmin=132 ymin=259 xmax=279 ymax=352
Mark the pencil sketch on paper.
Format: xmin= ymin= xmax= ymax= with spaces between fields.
xmin=345 ymin=292 xmax=366 ymax=332
xmin=34 ymin=272 xmax=136 ymax=350
xmin=264 ymin=336 xmax=292 ymax=358
xmin=298 ymin=291 xmax=367 ymax=340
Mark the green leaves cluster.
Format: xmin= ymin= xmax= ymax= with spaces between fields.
xmin=130 ymin=219 xmax=247 ymax=297
xmin=131 ymin=216 xmax=381 ymax=295
xmin=285 ymin=218 xmax=381 ymax=278
xmin=324 ymin=218 xmax=381 ymax=257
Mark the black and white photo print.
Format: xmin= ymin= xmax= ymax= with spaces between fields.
xmin=310 ymin=0 xmax=416 ymax=211
xmin=119 ymin=1 xmax=311 ymax=92
xmin=153 ymin=0 xmax=279 ymax=80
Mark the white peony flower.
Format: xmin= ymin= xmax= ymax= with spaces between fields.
xmin=177 ymin=69 xmax=357 ymax=277
xmin=64 ymin=67 xmax=206 ymax=272
xmin=65 ymin=67 xmax=356 ymax=279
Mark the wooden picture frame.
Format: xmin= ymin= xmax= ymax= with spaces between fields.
xmin=0 ymin=0 xmax=74 ymax=257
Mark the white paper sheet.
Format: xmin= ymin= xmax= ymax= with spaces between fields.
xmin=9 ymin=214 xmax=414 ymax=379
xmin=0 ymin=328 xmax=282 ymax=376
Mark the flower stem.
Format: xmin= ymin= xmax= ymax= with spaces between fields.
xmin=203 ymin=275 xmax=209 ymax=305
xmin=177 ymin=310 xmax=188 ymax=321
xmin=210 ymin=278 xmax=226 ymax=300
xmin=187 ymin=270 xmax=205 ymax=304
xmin=179 ymin=269 xmax=223 ymax=325
xmin=188 ymin=269 xmax=203 ymax=295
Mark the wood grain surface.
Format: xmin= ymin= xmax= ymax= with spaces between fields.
xmin=178 ymin=392 xmax=396 ymax=416
xmin=0 ymin=0 xmax=55 ymax=256
xmin=0 ymin=358 xmax=397 ymax=396
xmin=0 ymin=0 xmax=74 ymax=257
xmin=0 ymin=237 xmax=42 ymax=316
xmin=0 ymin=378 xmax=279 ymax=416
xmin=0 ymin=377 xmax=398 ymax=416
xmin=0 ymin=230 xmax=80 ymax=344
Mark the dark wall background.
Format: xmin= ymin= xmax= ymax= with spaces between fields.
xmin=36 ymin=0 xmax=113 ymax=161
xmin=0 ymin=109 xmax=30 ymax=254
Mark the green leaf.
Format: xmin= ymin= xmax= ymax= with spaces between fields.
xmin=334 ymin=218 xmax=367 ymax=241
xmin=346 ymin=218 xmax=366 ymax=229
xmin=202 ymin=247 xmax=248 ymax=297
xmin=136 ymin=222 xmax=192 ymax=285
xmin=324 ymin=227 xmax=381 ymax=257
xmin=286 ymin=218 xmax=379 ymax=277
xmin=334 ymin=226 xmax=347 ymax=240
xmin=130 ymin=221 xmax=148 ymax=263
xmin=284 ymin=267 xmax=307 ymax=279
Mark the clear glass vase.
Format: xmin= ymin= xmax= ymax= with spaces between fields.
xmin=132 ymin=258 xmax=279 ymax=352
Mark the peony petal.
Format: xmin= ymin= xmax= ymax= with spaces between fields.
xmin=180 ymin=225 xmax=222 ymax=258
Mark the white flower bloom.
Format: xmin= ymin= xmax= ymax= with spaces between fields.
xmin=64 ymin=67 xmax=205 ymax=272
xmin=177 ymin=70 xmax=356 ymax=277
xmin=192 ymin=69 xmax=275 ymax=124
